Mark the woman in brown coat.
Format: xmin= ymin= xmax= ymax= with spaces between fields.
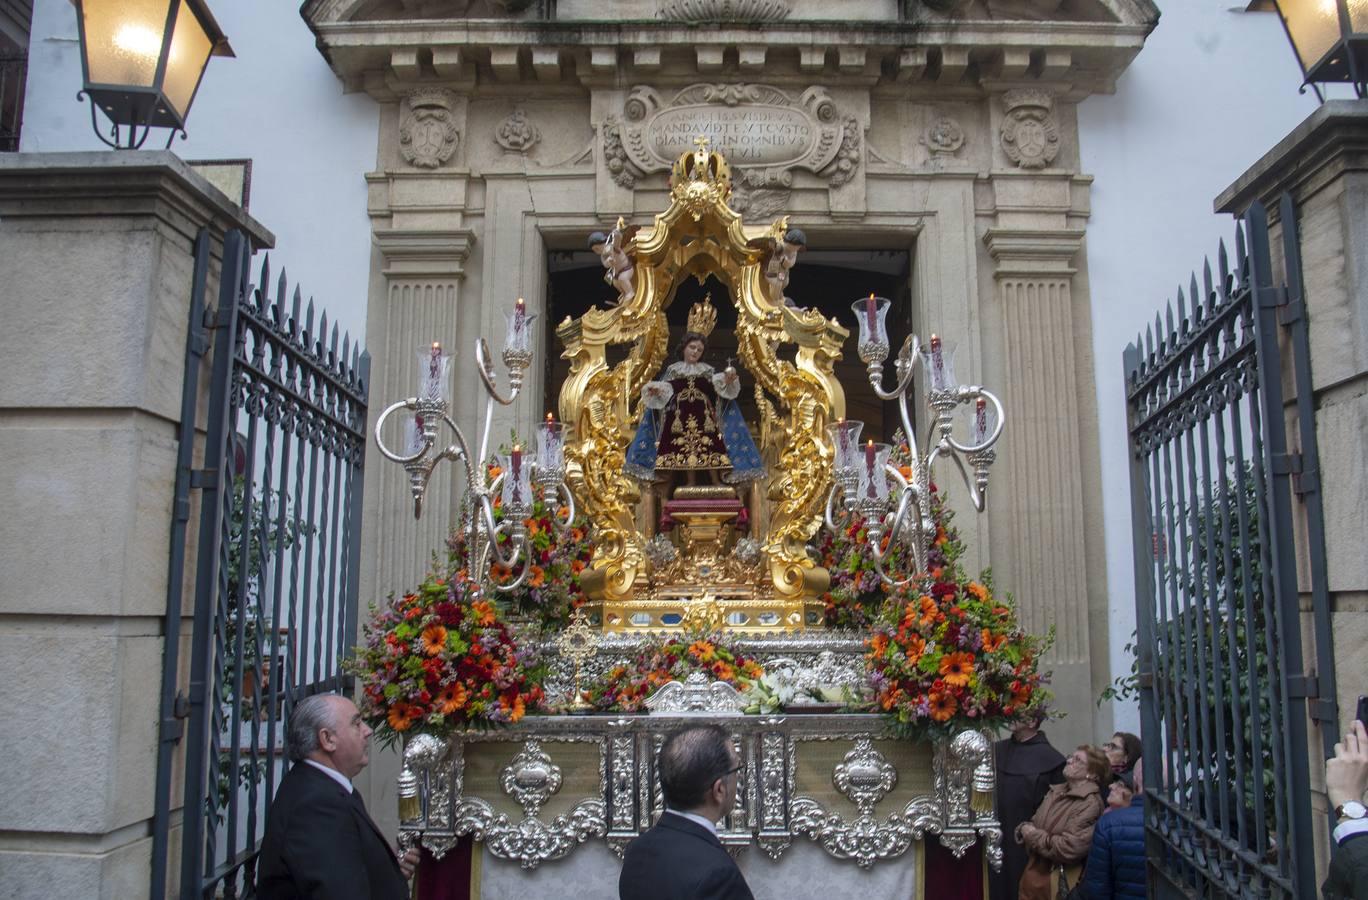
xmin=1016 ymin=745 xmax=1109 ymax=900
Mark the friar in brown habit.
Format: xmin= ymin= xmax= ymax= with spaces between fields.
xmin=989 ymin=712 xmax=1067 ymax=900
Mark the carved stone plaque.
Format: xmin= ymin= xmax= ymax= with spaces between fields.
xmin=605 ymin=84 xmax=859 ymax=190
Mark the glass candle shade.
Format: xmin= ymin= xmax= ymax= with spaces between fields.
xmin=417 ymin=344 xmax=452 ymax=402
xmin=407 ymin=414 xmax=427 ymax=455
xmin=503 ymin=300 xmax=538 ymax=356
xmin=857 ymin=442 xmax=893 ymax=502
xmin=536 ymin=420 xmax=565 ymax=473
xmin=918 ymin=335 xmax=958 ymax=392
xmin=827 ymin=419 xmax=866 ymax=473
xmin=968 ymin=396 xmax=998 ymax=447
xmin=851 ymin=295 xmax=891 ymax=356
xmin=501 ymin=447 xmax=533 ymax=511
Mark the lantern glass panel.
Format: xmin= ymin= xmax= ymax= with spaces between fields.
xmin=1281 ymin=0 xmax=1345 ymax=71
xmin=1349 ymin=0 xmax=1367 ymax=31
xmin=81 ymin=0 xmax=170 ymax=88
xmin=163 ymin=0 xmax=214 ymax=118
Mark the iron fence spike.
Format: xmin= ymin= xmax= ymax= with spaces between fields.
xmin=276 ymin=267 xmax=288 ymax=312
xmin=1202 ymin=258 xmax=1214 ymax=321
xmin=290 ymin=286 xmax=303 ymax=337
xmin=1217 ymin=239 xmax=1231 ymax=301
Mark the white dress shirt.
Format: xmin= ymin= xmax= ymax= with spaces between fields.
xmin=664 ymin=808 xmax=719 ymax=836
xmin=302 ymin=758 xmax=354 ymax=794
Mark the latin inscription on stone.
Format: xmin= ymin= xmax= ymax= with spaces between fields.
xmin=603 ymin=84 xmax=861 ymax=190
xmin=652 ymin=107 xmax=814 ymax=166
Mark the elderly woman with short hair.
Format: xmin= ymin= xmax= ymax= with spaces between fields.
xmin=1016 ymin=745 xmax=1110 ymax=900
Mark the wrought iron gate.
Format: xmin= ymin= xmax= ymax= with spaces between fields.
xmin=1123 ymin=196 xmax=1335 ymax=899
xmin=151 ymin=228 xmax=370 ymax=898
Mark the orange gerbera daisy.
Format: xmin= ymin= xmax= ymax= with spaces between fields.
xmin=967 ymin=581 xmax=990 ymax=601
xmin=509 ymin=695 xmax=526 ymax=723
xmin=938 ymin=651 xmax=976 ymax=687
xmin=387 ymin=702 xmax=419 ymax=732
xmin=527 ymin=565 xmax=546 ymax=588
xmin=880 ymin=687 xmax=904 ymax=711
xmin=904 ymin=633 xmax=927 ymax=663
xmin=420 ymin=624 xmax=448 ymax=656
xmin=470 ymin=600 xmax=498 ymax=626
xmin=929 ymin=691 xmax=957 ymax=722
xmin=436 ymin=682 xmax=468 ymax=715
xmin=688 ymin=640 xmax=716 ymax=663
xmin=981 ymin=629 xmax=1006 ymax=652
xmin=712 ymin=661 xmax=736 ymax=681
xmin=491 ymin=562 xmax=512 ymax=584
xmin=868 ymin=633 xmax=889 ymax=658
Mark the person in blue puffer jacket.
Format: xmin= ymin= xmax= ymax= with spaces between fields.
xmin=1083 ymin=758 xmax=1147 ymax=899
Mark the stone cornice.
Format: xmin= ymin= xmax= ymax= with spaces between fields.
xmin=304 ymin=18 xmax=1152 ymax=99
xmin=1214 ymin=101 xmax=1368 ymax=217
xmin=0 ymin=151 xmax=275 ymax=250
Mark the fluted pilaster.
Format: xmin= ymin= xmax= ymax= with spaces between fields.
xmin=982 ymin=226 xmax=1095 ymax=707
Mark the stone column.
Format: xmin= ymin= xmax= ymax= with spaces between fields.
xmin=1215 ymin=101 xmax=1368 ymax=886
xmin=0 ymin=152 xmax=273 ymax=898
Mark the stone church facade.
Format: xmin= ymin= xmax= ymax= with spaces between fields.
xmin=299 ymin=0 xmax=1159 ymax=750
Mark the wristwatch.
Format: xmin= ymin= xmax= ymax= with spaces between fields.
xmin=1336 ymin=800 xmax=1367 ymax=821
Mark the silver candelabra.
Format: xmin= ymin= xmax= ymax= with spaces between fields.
xmin=373 ymin=298 xmax=575 ymax=592
xmin=825 ymin=295 xmax=1005 ymax=582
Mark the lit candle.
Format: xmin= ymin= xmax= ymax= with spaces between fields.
xmin=865 ymin=293 xmax=876 ymax=333
xmin=546 ymin=411 xmax=555 ymax=425
xmin=511 ymin=443 xmax=522 ymax=476
xmin=973 ymin=397 xmax=988 ymax=443
xmin=514 ymin=297 xmax=526 ymax=330
xmin=865 ymin=439 xmax=875 ymax=472
xmin=930 ymin=333 xmax=944 ymax=386
xmin=420 ymin=342 xmax=447 ymax=401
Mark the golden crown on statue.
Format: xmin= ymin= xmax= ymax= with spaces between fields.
xmin=687 ymin=294 xmax=718 ymax=338
xmin=671 ymin=136 xmax=732 ymax=217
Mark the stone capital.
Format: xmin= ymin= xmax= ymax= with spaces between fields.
xmin=373 ymin=228 xmax=476 ymax=278
xmin=982 ymin=227 xmax=1084 ymax=279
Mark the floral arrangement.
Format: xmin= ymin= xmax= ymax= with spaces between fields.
xmin=816 ymin=513 xmax=903 ymax=630
xmin=864 ymin=489 xmax=1053 ymax=737
xmin=817 ymin=434 xmax=915 ymax=629
xmin=449 ymin=454 xmax=594 ymax=632
xmin=588 ymin=631 xmax=766 ymax=712
xmin=348 ymin=570 xmax=549 ymax=748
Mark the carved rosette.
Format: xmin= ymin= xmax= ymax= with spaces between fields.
xmin=400 ymin=89 xmax=460 ymax=169
xmin=922 ymin=115 xmax=965 ymax=159
xmin=999 ymin=89 xmax=1060 ymax=170
xmin=602 ymin=84 xmax=860 ymax=192
xmin=495 ymin=108 xmax=541 ymax=154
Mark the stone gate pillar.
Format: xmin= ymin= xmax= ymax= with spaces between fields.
xmin=0 ymin=151 xmax=273 ymax=898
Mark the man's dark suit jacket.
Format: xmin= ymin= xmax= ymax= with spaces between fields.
xmin=255 ymin=762 xmax=408 ymax=900
xmin=619 ymin=811 xmax=755 ymax=900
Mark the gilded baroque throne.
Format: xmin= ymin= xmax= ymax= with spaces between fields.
xmin=555 ymin=140 xmax=849 ymax=632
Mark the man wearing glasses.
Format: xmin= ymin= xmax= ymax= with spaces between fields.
xmin=620 ymin=724 xmax=755 ymax=900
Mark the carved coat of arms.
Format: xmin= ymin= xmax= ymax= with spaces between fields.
xmin=400 ymin=89 xmax=461 ymax=169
